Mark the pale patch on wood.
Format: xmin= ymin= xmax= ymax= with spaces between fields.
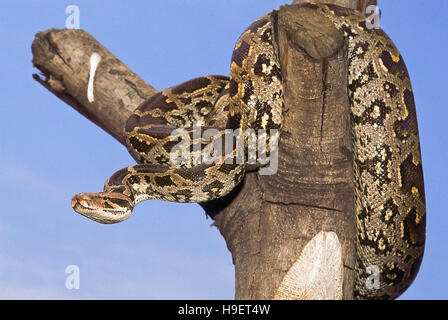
xmin=273 ymin=231 xmax=343 ymax=300
xmin=87 ymin=52 xmax=101 ymax=102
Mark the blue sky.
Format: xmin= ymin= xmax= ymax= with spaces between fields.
xmin=0 ymin=0 xmax=446 ymax=299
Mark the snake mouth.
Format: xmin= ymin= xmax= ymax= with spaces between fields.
xmin=71 ymin=192 xmax=133 ymax=224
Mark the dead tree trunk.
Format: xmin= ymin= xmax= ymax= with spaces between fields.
xmin=32 ymin=0 xmax=376 ymax=299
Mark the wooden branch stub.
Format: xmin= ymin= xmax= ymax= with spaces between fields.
xmin=277 ymin=4 xmax=345 ymax=60
xmin=32 ymin=29 xmax=158 ymax=144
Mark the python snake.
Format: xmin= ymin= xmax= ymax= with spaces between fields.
xmin=71 ymin=3 xmax=425 ymax=299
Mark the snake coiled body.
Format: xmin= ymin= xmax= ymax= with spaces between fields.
xmin=72 ymin=3 xmax=425 ymax=299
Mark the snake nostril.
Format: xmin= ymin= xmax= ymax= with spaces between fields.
xmin=71 ymin=195 xmax=89 ymax=209
xmin=71 ymin=197 xmax=78 ymax=208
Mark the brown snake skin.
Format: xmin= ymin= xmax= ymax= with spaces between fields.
xmin=71 ymin=3 xmax=426 ymax=299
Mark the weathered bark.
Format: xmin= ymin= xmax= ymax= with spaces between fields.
xmin=32 ymin=29 xmax=157 ymax=145
xmin=294 ymin=0 xmax=377 ymax=11
xmin=32 ymin=0 xmax=376 ymax=299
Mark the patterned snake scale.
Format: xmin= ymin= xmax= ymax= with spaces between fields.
xmin=72 ymin=3 xmax=425 ymax=299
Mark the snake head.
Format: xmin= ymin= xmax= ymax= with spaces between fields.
xmin=71 ymin=192 xmax=133 ymax=224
